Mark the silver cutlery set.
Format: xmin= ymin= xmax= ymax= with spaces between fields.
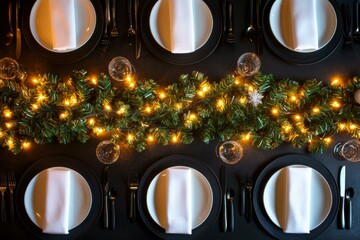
xmin=221 ymin=165 xmax=253 ymax=232
xmin=0 ymin=172 xmax=16 ymax=224
xmin=100 ymin=0 xmax=141 ymax=58
xmin=223 ymin=0 xmax=262 ymax=55
xmin=101 ymin=169 xmax=139 ymax=230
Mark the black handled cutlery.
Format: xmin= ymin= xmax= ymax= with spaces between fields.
xmin=221 ymin=164 xmax=228 ymax=232
xmin=225 ymin=3 xmax=235 ymax=43
xmin=102 ymin=166 xmax=109 ymax=229
xmin=5 ymin=0 xmax=14 ymax=46
xmin=240 ymin=177 xmax=245 ymax=216
xmin=15 ymin=0 xmax=21 ymax=59
xmin=354 ymin=0 xmax=360 ymax=42
xmin=345 ymin=188 xmax=354 ymax=229
xmin=255 ymin=0 xmax=262 ymax=56
xmin=342 ymin=4 xmax=353 ymax=46
xmin=109 ymin=188 xmax=117 ymax=229
xmin=128 ymin=174 xmax=139 ymax=221
xmin=7 ymin=172 xmax=16 ymax=224
xmin=222 ymin=0 xmax=227 ymax=34
xmin=245 ymin=176 xmax=253 ymax=223
xmin=101 ymin=0 xmax=111 ymax=45
xmin=0 ymin=174 xmax=6 ymax=224
xmin=227 ymin=189 xmax=235 ymax=232
xmin=110 ymin=0 xmax=119 ymax=40
xmin=134 ymin=0 xmax=141 ymax=59
xmin=127 ymin=0 xmax=136 ymax=45
xmin=246 ymin=0 xmax=256 ymax=43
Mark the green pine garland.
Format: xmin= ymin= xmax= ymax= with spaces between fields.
xmin=0 ymin=69 xmax=359 ymax=154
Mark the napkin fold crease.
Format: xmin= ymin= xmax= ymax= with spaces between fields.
xmin=165 ymin=167 xmax=192 ymax=234
xmin=48 ymin=0 xmax=77 ymax=51
xmin=42 ymin=168 xmax=71 ymax=234
xmin=168 ymin=0 xmax=195 ymax=53
xmin=288 ymin=0 xmax=319 ymax=51
xmin=283 ymin=166 xmax=312 ymax=233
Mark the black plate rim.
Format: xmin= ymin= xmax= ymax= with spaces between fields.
xmin=261 ymin=0 xmax=343 ymax=65
xmin=253 ymin=154 xmax=339 ymax=240
xmin=137 ymin=154 xmax=222 ymax=239
xmin=15 ymin=154 xmax=102 ymax=240
xmin=140 ymin=0 xmax=222 ymax=65
xmin=22 ymin=0 xmax=104 ymax=64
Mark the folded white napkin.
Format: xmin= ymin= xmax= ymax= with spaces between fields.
xmin=283 ymin=166 xmax=312 ymax=233
xmin=48 ymin=0 xmax=77 ymax=51
xmin=289 ymin=0 xmax=319 ymax=51
xmin=42 ymin=168 xmax=71 ymax=234
xmin=168 ymin=0 xmax=195 ymax=53
xmin=165 ymin=167 xmax=192 ymax=234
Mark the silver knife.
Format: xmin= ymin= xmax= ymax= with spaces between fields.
xmin=15 ymin=0 xmax=21 ymax=60
xmin=338 ymin=166 xmax=346 ymax=229
xmin=221 ymin=164 xmax=228 ymax=232
xmin=134 ymin=0 xmax=141 ymax=59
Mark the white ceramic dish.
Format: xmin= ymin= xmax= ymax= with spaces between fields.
xmin=269 ymin=0 xmax=337 ymax=52
xmin=149 ymin=0 xmax=213 ymax=53
xmin=146 ymin=166 xmax=213 ymax=229
xmin=263 ymin=164 xmax=332 ymax=230
xmin=29 ymin=0 xmax=96 ymax=52
xmin=24 ymin=167 xmax=92 ymax=231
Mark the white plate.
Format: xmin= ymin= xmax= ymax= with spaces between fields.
xmin=29 ymin=0 xmax=96 ymax=53
xmin=269 ymin=0 xmax=337 ymax=53
xmin=146 ymin=166 xmax=213 ymax=229
xmin=24 ymin=167 xmax=92 ymax=231
xmin=149 ymin=0 xmax=213 ymax=52
xmin=263 ymin=164 xmax=332 ymax=230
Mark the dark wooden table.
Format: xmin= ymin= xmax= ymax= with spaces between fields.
xmin=1 ymin=0 xmax=360 ymax=239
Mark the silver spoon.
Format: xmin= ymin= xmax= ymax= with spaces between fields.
xmin=5 ymin=1 xmax=14 ymax=46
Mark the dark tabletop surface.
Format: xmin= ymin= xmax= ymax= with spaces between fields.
xmin=1 ymin=0 xmax=360 ymax=239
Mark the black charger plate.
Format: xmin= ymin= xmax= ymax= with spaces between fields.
xmin=22 ymin=0 xmax=103 ymax=64
xmin=262 ymin=0 xmax=343 ymax=65
xmin=137 ymin=155 xmax=221 ymax=239
xmin=253 ymin=154 xmax=339 ymax=240
xmin=16 ymin=155 xmax=102 ymax=240
xmin=140 ymin=0 xmax=222 ymax=65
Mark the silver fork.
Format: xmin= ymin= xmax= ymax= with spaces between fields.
xmin=0 ymin=174 xmax=7 ymax=223
xmin=110 ymin=0 xmax=119 ymax=40
xmin=128 ymin=174 xmax=138 ymax=221
xmin=7 ymin=172 xmax=16 ymax=223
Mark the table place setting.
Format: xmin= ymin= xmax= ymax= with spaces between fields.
xmin=21 ymin=0 xmax=103 ymax=63
xmin=137 ymin=155 xmax=221 ymax=239
xmin=141 ymin=0 xmax=222 ymax=65
xmin=262 ymin=0 xmax=342 ymax=64
xmin=14 ymin=155 xmax=102 ymax=239
xmin=253 ymin=154 xmax=339 ymax=240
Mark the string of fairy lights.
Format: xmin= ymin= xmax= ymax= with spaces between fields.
xmin=0 ymin=69 xmax=359 ymax=155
